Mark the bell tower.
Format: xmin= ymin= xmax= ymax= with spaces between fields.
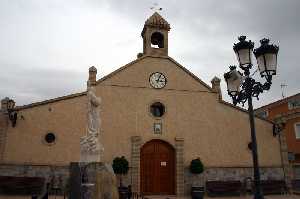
xmin=141 ymin=12 xmax=170 ymax=56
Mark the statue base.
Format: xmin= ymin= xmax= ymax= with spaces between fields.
xmin=80 ymin=150 xmax=101 ymax=163
xmin=69 ymin=162 xmax=118 ymax=199
xmin=80 ymin=133 xmax=104 ymax=163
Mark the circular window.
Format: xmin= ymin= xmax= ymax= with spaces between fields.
xmin=150 ymin=102 xmax=165 ymax=117
xmin=45 ymin=133 xmax=56 ymax=144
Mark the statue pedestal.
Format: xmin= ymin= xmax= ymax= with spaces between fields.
xmin=80 ymin=150 xmax=101 ymax=163
xmin=80 ymin=133 xmax=103 ymax=163
xmin=94 ymin=163 xmax=119 ymax=199
xmin=69 ymin=162 xmax=118 ymax=199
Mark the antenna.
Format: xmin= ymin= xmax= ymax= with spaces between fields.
xmin=280 ymin=83 xmax=287 ymax=99
xmin=150 ymin=3 xmax=163 ymax=12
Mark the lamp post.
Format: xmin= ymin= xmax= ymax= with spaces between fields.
xmin=224 ymin=36 xmax=279 ymax=199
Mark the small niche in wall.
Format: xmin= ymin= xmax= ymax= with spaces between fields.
xmin=154 ymin=123 xmax=162 ymax=134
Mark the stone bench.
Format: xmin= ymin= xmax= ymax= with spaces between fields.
xmin=0 ymin=176 xmax=45 ymax=195
xmin=292 ymin=179 xmax=300 ymax=193
xmin=260 ymin=180 xmax=287 ymax=195
xmin=206 ymin=180 xmax=242 ymax=197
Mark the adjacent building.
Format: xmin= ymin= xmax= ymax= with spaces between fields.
xmin=255 ymin=93 xmax=300 ymax=180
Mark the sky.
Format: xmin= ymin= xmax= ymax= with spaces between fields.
xmin=0 ymin=0 xmax=299 ymax=108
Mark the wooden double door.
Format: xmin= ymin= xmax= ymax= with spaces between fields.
xmin=140 ymin=139 xmax=175 ymax=195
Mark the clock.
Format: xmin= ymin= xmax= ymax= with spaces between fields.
xmin=149 ymin=72 xmax=167 ymax=89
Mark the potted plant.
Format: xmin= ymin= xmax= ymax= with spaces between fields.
xmin=190 ymin=158 xmax=205 ymax=199
xmin=112 ymin=156 xmax=129 ymax=199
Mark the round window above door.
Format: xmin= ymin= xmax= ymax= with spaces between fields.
xmin=150 ymin=102 xmax=165 ymax=117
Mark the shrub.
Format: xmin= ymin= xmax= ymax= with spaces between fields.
xmin=112 ymin=156 xmax=129 ymax=175
xmin=112 ymin=156 xmax=129 ymax=187
xmin=190 ymin=158 xmax=204 ymax=174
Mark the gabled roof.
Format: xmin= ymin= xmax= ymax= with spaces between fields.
xmin=142 ymin=12 xmax=170 ymax=36
xmin=14 ymin=55 xmax=213 ymax=111
xmin=255 ymin=92 xmax=300 ymax=111
xmin=94 ymin=54 xmax=271 ymax=122
xmin=14 ymin=92 xmax=86 ymax=111
xmin=97 ymin=54 xmax=272 ymax=124
xmin=96 ymin=55 xmax=213 ymax=91
xmin=12 ymin=54 xmax=276 ymax=124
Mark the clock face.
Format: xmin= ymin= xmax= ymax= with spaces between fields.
xmin=149 ymin=72 xmax=167 ymax=89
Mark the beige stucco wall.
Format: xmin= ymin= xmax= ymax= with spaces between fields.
xmin=2 ymin=56 xmax=281 ymax=167
xmin=3 ymin=95 xmax=86 ymax=165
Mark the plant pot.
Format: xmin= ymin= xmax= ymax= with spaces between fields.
xmin=118 ymin=186 xmax=129 ymax=199
xmin=191 ymin=186 xmax=204 ymax=199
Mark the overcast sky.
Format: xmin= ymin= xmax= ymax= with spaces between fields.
xmin=0 ymin=0 xmax=299 ymax=108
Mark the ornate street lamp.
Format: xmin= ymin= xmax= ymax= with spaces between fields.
xmin=224 ymin=36 xmax=279 ymax=199
xmin=1 ymin=97 xmax=18 ymax=127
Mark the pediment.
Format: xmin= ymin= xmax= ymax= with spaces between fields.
xmin=97 ymin=55 xmax=212 ymax=92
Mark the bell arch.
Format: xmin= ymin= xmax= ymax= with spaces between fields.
xmin=151 ymin=32 xmax=164 ymax=48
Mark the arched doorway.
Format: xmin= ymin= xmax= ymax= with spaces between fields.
xmin=140 ymin=139 xmax=175 ymax=195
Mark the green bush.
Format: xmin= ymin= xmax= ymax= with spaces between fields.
xmin=112 ymin=156 xmax=129 ymax=187
xmin=112 ymin=156 xmax=129 ymax=175
xmin=189 ymin=158 xmax=204 ymax=174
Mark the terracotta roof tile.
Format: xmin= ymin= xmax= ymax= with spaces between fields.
xmin=145 ymin=12 xmax=170 ymax=29
xmin=142 ymin=12 xmax=170 ymax=36
xmin=255 ymin=93 xmax=300 ymax=111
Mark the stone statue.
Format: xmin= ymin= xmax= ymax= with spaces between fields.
xmin=87 ymin=86 xmax=101 ymax=134
xmin=80 ymin=84 xmax=104 ymax=162
xmin=79 ymin=68 xmax=118 ymax=199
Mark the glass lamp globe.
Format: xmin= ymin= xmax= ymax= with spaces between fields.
xmin=254 ymin=38 xmax=279 ymax=77
xmin=233 ymin=36 xmax=254 ymax=68
xmin=224 ymin=66 xmax=243 ymax=96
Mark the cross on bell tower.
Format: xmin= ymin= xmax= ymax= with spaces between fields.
xmin=141 ymin=12 xmax=170 ymax=56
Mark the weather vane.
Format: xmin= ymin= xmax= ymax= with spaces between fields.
xmin=150 ymin=3 xmax=163 ymax=12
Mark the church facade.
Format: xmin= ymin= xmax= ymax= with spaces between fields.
xmin=0 ymin=13 xmax=284 ymax=197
